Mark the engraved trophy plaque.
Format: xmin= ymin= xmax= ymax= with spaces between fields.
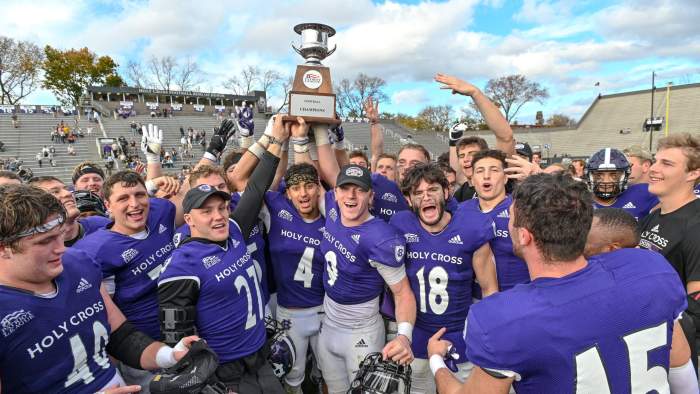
xmin=286 ymin=23 xmax=340 ymax=124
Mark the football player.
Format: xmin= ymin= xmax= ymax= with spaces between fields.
xmin=390 ymin=163 xmax=498 ymax=393
xmin=316 ymin=163 xmax=416 ymax=394
xmin=583 ymin=208 xmax=639 ymax=257
xmin=0 ymin=171 xmax=21 ymax=186
xmin=623 ymin=145 xmax=653 ymax=185
xmin=73 ymin=169 xmax=184 ymax=389
xmin=435 ymin=73 xmax=515 ymax=199
xmin=158 ymin=114 xmax=288 ymax=392
xmin=72 ymin=161 xmax=106 ymax=198
xmin=0 ymin=184 xmax=197 ymax=393
xmin=429 ymin=173 xmax=696 ymax=393
xmin=586 ymin=147 xmax=658 ymax=220
xmin=28 ymin=176 xmax=111 ymax=246
xmin=460 ymin=150 xmax=530 ymax=293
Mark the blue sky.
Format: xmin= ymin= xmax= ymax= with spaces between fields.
xmin=2 ymin=0 xmax=699 ymax=124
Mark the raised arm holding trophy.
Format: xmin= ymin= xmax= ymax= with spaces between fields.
xmin=286 ymin=23 xmax=341 ymax=125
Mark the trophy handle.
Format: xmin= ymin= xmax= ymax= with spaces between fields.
xmin=327 ymin=45 xmax=337 ymax=57
xmin=292 ymin=43 xmax=303 ymax=57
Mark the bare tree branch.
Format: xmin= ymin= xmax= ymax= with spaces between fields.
xmin=125 ymin=60 xmax=150 ymax=88
xmin=148 ymin=56 xmax=176 ymax=91
xmin=175 ymin=57 xmax=204 ymax=91
xmin=484 ymin=74 xmax=549 ymax=123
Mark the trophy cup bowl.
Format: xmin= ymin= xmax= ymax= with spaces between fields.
xmin=292 ymin=23 xmax=337 ymax=66
xmin=286 ymin=23 xmax=340 ymax=125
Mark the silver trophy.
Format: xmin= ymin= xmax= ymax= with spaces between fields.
xmin=292 ymin=23 xmax=336 ymax=65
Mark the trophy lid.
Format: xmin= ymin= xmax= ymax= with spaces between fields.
xmin=294 ymin=23 xmax=336 ymax=37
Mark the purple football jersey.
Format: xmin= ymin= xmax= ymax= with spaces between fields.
xmin=461 ymin=197 xmax=530 ymax=292
xmin=74 ymin=198 xmax=175 ymax=338
xmin=593 ymin=183 xmax=658 ymax=220
xmin=230 ymin=192 xmax=271 ymax=301
xmin=265 ymin=191 xmax=325 ymax=308
xmin=695 ymin=183 xmax=700 ymax=196
xmin=466 ymin=248 xmax=686 ymax=393
xmin=322 ymin=191 xmax=406 ymax=305
xmin=389 ymin=207 xmax=494 ymax=359
xmin=159 ymin=225 xmax=266 ymax=363
xmin=79 ymin=215 xmax=110 ymax=236
xmin=0 ymin=248 xmax=116 ymax=393
xmin=370 ymin=173 xmax=409 ymax=222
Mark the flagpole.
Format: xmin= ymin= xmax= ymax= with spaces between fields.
xmin=649 ymin=71 xmax=655 ymax=151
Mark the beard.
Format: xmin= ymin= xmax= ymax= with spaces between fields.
xmin=414 ymin=198 xmax=446 ymax=227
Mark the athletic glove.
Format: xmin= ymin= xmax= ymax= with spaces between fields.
xmin=204 ymin=119 xmax=236 ymax=162
xmin=141 ymin=124 xmax=163 ymax=163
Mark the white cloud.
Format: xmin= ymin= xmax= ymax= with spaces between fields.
xmin=391 ymin=88 xmax=427 ymax=106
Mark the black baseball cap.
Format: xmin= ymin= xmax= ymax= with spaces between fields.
xmin=515 ymin=142 xmax=533 ymax=160
xmin=336 ymin=164 xmax=372 ymax=191
xmin=183 ymin=184 xmax=231 ymax=213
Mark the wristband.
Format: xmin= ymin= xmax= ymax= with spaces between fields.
xmin=259 ymin=134 xmax=271 ymax=147
xmin=248 ymin=143 xmax=266 ymax=160
xmin=144 ymin=180 xmax=158 ymax=196
xmin=308 ymin=142 xmax=318 ymax=161
xmin=312 ymin=125 xmax=330 ymax=146
xmin=202 ymin=151 xmax=218 ymax=163
xmin=290 ymin=136 xmax=310 ymax=145
xmin=429 ymin=354 xmax=448 ymax=376
xmin=155 ymin=345 xmax=177 ymax=369
xmin=145 ymin=153 xmax=160 ymax=164
xmin=397 ymin=322 xmax=413 ymax=343
xmin=239 ymin=135 xmax=254 ymax=149
xmin=293 ymin=143 xmax=310 ymax=154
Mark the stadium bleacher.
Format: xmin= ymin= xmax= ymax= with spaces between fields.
xmin=0 ymin=113 xmax=104 ymax=183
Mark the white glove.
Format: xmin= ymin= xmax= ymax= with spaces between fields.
xmin=141 ymin=124 xmax=163 ymax=163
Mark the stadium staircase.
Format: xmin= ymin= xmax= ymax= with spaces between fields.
xmin=0 ymin=113 xmax=104 ymax=183
xmin=100 ymin=113 xmax=269 ymax=172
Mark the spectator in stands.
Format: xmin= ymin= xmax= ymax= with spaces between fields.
xmin=375 ymin=153 xmax=398 ymax=182
xmin=180 ymin=126 xmax=185 ymax=137
xmin=67 ymin=144 xmax=76 ymax=156
xmin=624 ymin=145 xmax=653 ymax=185
xmin=0 ymin=171 xmax=21 ymax=186
xmin=67 ymin=133 xmax=77 ymax=144
xmin=571 ymin=159 xmax=585 ymax=179
xmin=42 ymin=145 xmax=49 ymax=158
xmin=50 ymin=157 xmax=56 ymax=167
xmin=102 ymin=143 xmax=112 ymax=158
xmin=49 ymin=145 xmax=56 ymax=155
xmin=10 ymin=113 xmax=18 ymax=128
xmin=50 ymin=128 xmax=58 ymax=142
xmin=36 ymin=152 xmax=43 ymax=168
xmin=72 ymin=161 xmax=106 ymax=198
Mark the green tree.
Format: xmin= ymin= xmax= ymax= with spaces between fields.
xmin=42 ymin=46 xmax=121 ymax=105
xmin=546 ymin=113 xmax=576 ymax=127
xmin=0 ymin=36 xmax=44 ymax=104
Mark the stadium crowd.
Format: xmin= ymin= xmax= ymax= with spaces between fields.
xmin=0 ymin=73 xmax=699 ymax=394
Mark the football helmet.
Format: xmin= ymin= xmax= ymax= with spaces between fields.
xmin=348 ymin=352 xmax=412 ymax=394
xmin=265 ymin=317 xmax=297 ymax=379
xmin=16 ymin=166 xmax=33 ymax=183
xmin=150 ymin=340 xmax=227 ymax=394
xmin=585 ymin=148 xmax=631 ymax=199
xmin=73 ymin=190 xmax=107 ymax=217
